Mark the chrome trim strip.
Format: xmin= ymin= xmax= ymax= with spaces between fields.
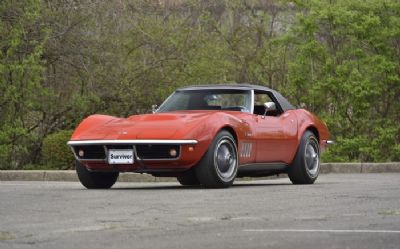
xmin=70 ymin=146 xmax=80 ymax=161
xmin=70 ymin=143 xmax=183 ymax=161
xmin=70 ymin=145 xmax=107 ymax=162
xmin=250 ymin=89 xmax=255 ymax=114
xmin=67 ymin=139 xmax=198 ymax=146
xmin=103 ymin=145 xmax=108 ymax=161
xmin=239 ymin=162 xmax=288 ymax=171
xmin=326 ymin=140 xmax=335 ymax=145
xmin=240 ymin=142 xmax=252 ymax=158
xmin=78 ymin=159 xmax=107 ymax=162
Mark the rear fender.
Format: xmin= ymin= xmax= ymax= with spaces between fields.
xmin=295 ymin=110 xmax=331 ymax=152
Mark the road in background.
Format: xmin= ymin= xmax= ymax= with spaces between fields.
xmin=1 ymin=174 xmax=399 ymax=249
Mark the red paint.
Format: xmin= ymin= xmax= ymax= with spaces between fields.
xmin=71 ymin=109 xmax=330 ymax=174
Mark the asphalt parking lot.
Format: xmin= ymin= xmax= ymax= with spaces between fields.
xmin=1 ymin=173 xmax=399 ymax=249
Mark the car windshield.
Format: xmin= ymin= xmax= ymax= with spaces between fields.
xmin=157 ymin=89 xmax=252 ymax=113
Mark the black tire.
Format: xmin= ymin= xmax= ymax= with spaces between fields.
xmin=195 ymin=130 xmax=238 ymax=188
xmin=177 ymin=170 xmax=200 ymax=186
xmin=75 ymin=160 xmax=119 ymax=189
xmin=288 ymin=131 xmax=320 ymax=184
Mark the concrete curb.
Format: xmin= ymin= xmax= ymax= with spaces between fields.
xmin=320 ymin=162 xmax=400 ymax=174
xmin=0 ymin=170 xmax=176 ymax=182
xmin=0 ymin=163 xmax=399 ymax=182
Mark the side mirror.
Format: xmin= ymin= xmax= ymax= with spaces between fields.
xmin=152 ymin=104 xmax=158 ymax=114
xmin=263 ymin=102 xmax=276 ymax=116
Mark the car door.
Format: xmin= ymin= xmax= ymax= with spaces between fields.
xmin=253 ymin=91 xmax=298 ymax=164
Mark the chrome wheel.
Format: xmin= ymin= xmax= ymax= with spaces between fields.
xmin=213 ymin=137 xmax=237 ymax=182
xmin=196 ymin=131 xmax=238 ymax=188
xmin=304 ymin=138 xmax=319 ymax=177
xmin=288 ymin=131 xmax=320 ymax=185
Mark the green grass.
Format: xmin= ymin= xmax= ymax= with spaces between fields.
xmin=0 ymin=231 xmax=15 ymax=241
xmin=378 ymin=209 xmax=400 ymax=216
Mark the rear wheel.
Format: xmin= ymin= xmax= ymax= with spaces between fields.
xmin=288 ymin=131 xmax=320 ymax=184
xmin=75 ymin=160 xmax=119 ymax=189
xmin=196 ymin=130 xmax=238 ymax=188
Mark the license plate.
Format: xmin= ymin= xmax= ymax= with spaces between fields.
xmin=108 ymin=149 xmax=134 ymax=164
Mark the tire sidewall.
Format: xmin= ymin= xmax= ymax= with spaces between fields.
xmin=302 ymin=134 xmax=320 ymax=180
xmin=75 ymin=160 xmax=119 ymax=189
xmin=288 ymin=131 xmax=320 ymax=184
xmin=212 ymin=133 xmax=238 ymax=183
xmin=196 ymin=130 xmax=238 ymax=188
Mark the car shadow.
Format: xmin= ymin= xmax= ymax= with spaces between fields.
xmin=105 ymin=181 xmax=293 ymax=191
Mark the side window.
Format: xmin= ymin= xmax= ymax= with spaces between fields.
xmin=254 ymin=93 xmax=273 ymax=106
xmin=253 ymin=92 xmax=279 ymax=116
xmin=205 ymin=94 xmax=246 ymax=109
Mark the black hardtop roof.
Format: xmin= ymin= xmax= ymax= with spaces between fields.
xmin=177 ymin=83 xmax=296 ymax=111
xmin=178 ymin=84 xmax=274 ymax=92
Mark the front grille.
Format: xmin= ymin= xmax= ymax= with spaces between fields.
xmin=135 ymin=144 xmax=180 ymax=160
xmin=73 ymin=144 xmax=180 ymax=160
xmin=73 ymin=145 xmax=106 ymax=160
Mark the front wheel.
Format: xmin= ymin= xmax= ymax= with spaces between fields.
xmin=196 ymin=130 xmax=238 ymax=188
xmin=288 ymin=131 xmax=320 ymax=184
xmin=177 ymin=170 xmax=200 ymax=186
xmin=75 ymin=160 xmax=119 ymax=189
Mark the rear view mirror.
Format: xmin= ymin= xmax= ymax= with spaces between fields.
xmin=152 ymin=104 xmax=158 ymax=113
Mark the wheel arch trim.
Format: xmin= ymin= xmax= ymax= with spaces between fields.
xmin=305 ymin=126 xmax=320 ymax=141
xmin=219 ymin=125 xmax=238 ymax=144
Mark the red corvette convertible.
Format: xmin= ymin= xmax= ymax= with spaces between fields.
xmin=68 ymin=84 xmax=332 ymax=188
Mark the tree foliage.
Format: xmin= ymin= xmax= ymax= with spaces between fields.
xmin=41 ymin=130 xmax=74 ymax=169
xmin=0 ymin=0 xmax=398 ymax=169
xmin=0 ymin=0 xmax=48 ymax=169
xmin=288 ymin=0 xmax=400 ymax=161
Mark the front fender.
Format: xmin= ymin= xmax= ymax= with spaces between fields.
xmin=178 ymin=112 xmax=250 ymax=165
xmin=71 ymin=114 xmax=119 ymax=140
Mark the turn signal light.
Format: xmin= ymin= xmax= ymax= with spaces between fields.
xmin=169 ymin=149 xmax=177 ymax=157
xmin=78 ymin=150 xmax=84 ymax=157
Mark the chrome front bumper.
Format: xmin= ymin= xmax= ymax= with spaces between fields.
xmin=67 ymin=139 xmax=198 ymax=146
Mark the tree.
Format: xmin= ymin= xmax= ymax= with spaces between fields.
xmin=0 ymin=0 xmax=48 ymax=169
xmin=287 ymin=0 xmax=400 ymax=161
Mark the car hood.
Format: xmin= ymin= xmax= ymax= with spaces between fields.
xmin=72 ymin=111 xmax=221 ymax=140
